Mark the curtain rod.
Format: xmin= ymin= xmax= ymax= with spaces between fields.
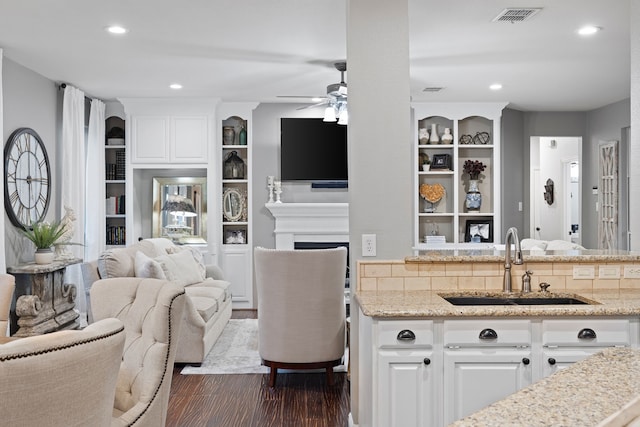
xmin=58 ymin=83 xmax=99 ymax=103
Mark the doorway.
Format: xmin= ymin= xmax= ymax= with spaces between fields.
xmin=529 ymin=137 xmax=582 ymax=244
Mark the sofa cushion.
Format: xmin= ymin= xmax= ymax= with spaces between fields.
xmin=134 ymin=251 xmax=167 ymax=280
xmin=184 ymin=286 xmax=225 ymax=322
xmin=189 ymin=278 xmax=231 ymax=301
xmin=98 ymin=240 xmax=159 ymax=278
xmin=165 ymin=245 xmax=207 ymax=281
xmin=155 ymin=250 xmax=203 ymax=286
xmin=187 ymin=296 xmax=218 ymax=322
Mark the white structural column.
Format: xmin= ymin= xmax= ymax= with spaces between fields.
xmin=347 ymin=1 xmax=411 ymax=425
xmin=0 ymin=49 xmax=5 ymax=273
xmin=631 ymin=0 xmax=640 ymax=251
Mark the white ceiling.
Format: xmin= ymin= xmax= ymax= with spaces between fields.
xmin=0 ymin=0 xmax=630 ymax=111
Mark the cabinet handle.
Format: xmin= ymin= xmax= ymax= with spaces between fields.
xmin=424 ymin=358 xmax=431 ymax=365
xmin=522 ymin=358 xmax=530 ymax=365
xmin=479 ymin=328 xmax=498 ymax=340
xmin=548 ymin=357 xmax=556 ymax=365
xmin=578 ymin=328 xmax=597 ymax=340
xmin=397 ymin=330 xmax=416 ymax=341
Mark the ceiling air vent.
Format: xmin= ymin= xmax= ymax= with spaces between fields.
xmin=423 ymin=87 xmax=444 ymax=92
xmin=492 ymin=8 xmax=542 ymax=23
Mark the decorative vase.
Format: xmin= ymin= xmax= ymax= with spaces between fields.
xmin=34 ymin=248 xmax=54 ymax=265
xmin=429 ymin=124 xmax=440 ymax=144
xmin=418 ymin=128 xmax=430 ymax=144
xmin=238 ymin=124 xmax=247 ymax=145
xmin=465 ymin=179 xmax=482 ymax=211
xmin=441 ymin=128 xmax=453 ymax=144
xmin=422 ymin=163 xmax=431 ymax=171
xmin=223 ymin=126 xmax=236 ymax=145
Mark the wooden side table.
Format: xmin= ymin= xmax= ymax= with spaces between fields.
xmin=7 ymin=258 xmax=81 ymax=337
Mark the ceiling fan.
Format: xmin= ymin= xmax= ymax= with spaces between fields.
xmin=279 ymin=62 xmax=348 ymax=125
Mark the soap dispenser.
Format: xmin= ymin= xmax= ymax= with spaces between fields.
xmin=522 ymin=270 xmax=533 ymax=293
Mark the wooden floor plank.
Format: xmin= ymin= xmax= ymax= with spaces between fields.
xmin=167 ymin=310 xmax=350 ymax=426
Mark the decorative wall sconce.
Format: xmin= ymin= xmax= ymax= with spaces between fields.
xmin=544 ymin=179 xmax=554 ymax=205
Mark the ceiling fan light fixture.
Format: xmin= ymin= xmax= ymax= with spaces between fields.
xmin=338 ymin=109 xmax=348 ymax=126
xmin=323 ymin=106 xmax=337 ymax=122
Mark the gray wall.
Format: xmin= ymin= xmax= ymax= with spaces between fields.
xmin=252 ymin=103 xmax=349 ymax=251
xmin=3 ymin=57 xmax=59 ymax=266
xmin=501 ymin=108 xmax=525 ymax=236
xmin=585 ymin=99 xmax=630 ymax=249
xmin=501 ymin=101 xmax=630 ymax=249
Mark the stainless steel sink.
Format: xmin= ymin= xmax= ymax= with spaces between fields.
xmin=439 ymin=293 xmax=598 ymax=306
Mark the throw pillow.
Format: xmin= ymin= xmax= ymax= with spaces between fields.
xmin=134 ymin=251 xmax=167 ymax=280
xmin=155 ymin=250 xmax=203 ymax=286
xmin=166 ymin=246 xmax=207 ymax=281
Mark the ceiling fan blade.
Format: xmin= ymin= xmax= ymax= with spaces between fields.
xmin=296 ymin=100 xmax=329 ymax=110
xmin=277 ymin=95 xmax=326 ymax=99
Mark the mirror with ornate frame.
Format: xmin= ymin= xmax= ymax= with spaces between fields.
xmin=152 ymin=177 xmax=207 ymax=244
xmin=223 ymin=187 xmax=247 ymax=222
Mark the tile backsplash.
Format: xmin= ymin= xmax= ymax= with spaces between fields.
xmin=357 ymin=260 xmax=640 ymax=292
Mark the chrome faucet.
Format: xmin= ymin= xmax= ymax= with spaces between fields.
xmin=503 ymin=227 xmax=524 ymax=293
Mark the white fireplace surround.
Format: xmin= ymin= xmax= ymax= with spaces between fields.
xmin=265 ymin=203 xmax=349 ymax=249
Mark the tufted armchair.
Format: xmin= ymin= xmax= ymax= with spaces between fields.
xmin=0 ymin=274 xmax=15 ymax=336
xmin=254 ymin=246 xmax=347 ymax=387
xmin=91 ymin=277 xmax=186 ymax=427
xmin=0 ymin=317 xmax=125 ymax=426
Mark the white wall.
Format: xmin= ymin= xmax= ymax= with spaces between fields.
xmin=532 ymin=137 xmax=580 ymax=241
xmin=628 ymin=0 xmax=639 ymax=251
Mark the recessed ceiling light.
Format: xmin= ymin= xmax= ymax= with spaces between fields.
xmin=106 ymin=25 xmax=128 ymax=35
xmin=489 ymin=83 xmax=502 ymax=91
xmin=578 ymin=25 xmax=601 ymax=36
xmin=169 ymin=83 xmax=183 ymax=90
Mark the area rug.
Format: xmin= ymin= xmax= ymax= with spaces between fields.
xmin=181 ymin=318 xmax=347 ymax=375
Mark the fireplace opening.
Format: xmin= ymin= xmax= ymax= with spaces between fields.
xmin=295 ymin=242 xmax=350 ymax=315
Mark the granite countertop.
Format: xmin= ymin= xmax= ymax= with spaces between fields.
xmin=355 ymin=289 xmax=640 ymax=318
xmin=405 ymin=249 xmax=640 ymax=263
xmin=450 ymin=347 xmax=640 ymax=427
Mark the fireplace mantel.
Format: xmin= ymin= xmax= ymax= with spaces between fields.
xmin=265 ymin=203 xmax=349 ymax=249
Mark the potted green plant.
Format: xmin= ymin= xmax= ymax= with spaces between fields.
xmin=20 ymin=221 xmax=67 ymax=264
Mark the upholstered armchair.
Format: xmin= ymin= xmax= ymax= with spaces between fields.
xmin=254 ymin=246 xmax=347 ymax=387
xmin=0 ymin=274 xmax=15 ymax=336
xmin=0 ymin=317 xmax=126 ymax=426
xmin=91 ymin=277 xmax=185 ymax=427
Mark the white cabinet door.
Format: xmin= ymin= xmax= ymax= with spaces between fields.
xmin=541 ymin=347 xmax=616 ymax=377
xmin=131 ymin=115 xmax=208 ymax=164
xmin=171 ymin=116 xmax=208 ymax=163
xmin=220 ymin=246 xmax=253 ymax=308
xmin=130 ymin=116 xmax=170 ymax=163
xmin=377 ymin=350 xmax=436 ymax=427
xmin=443 ymin=348 xmax=532 ymax=425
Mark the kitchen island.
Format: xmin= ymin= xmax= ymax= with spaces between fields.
xmin=351 ymin=250 xmax=640 ymax=427
xmin=451 ymin=347 xmax=640 ymax=427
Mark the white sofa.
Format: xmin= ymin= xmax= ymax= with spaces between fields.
xmin=82 ymin=238 xmax=232 ymax=364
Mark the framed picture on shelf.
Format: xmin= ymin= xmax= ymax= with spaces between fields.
xmin=225 ymin=229 xmax=246 ymax=244
xmin=465 ymin=219 xmax=493 ymax=243
xmin=430 ymin=154 xmax=452 ymax=170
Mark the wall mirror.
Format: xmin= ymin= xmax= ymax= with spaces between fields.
xmin=223 ymin=187 xmax=246 ymax=222
xmin=153 ymin=177 xmax=207 ymax=244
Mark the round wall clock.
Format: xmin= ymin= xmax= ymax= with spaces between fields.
xmin=4 ymin=127 xmax=51 ymax=230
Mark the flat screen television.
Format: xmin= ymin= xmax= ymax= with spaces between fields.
xmin=280 ymin=118 xmax=348 ymax=183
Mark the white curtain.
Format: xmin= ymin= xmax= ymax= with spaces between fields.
xmin=85 ymin=100 xmax=105 ymax=261
xmin=61 ymin=85 xmax=86 ymax=319
xmin=0 ymin=49 xmax=5 ymax=273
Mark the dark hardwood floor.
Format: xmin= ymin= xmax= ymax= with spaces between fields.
xmin=167 ymin=310 xmax=351 ymax=427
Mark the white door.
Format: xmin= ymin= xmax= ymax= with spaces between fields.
xmin=377 ymin=350 xmax=436 ymax=427
xmin=443 ymin=349 xmax=532 ymax=425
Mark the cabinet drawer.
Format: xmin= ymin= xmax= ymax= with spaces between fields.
xmin=541 ymin=319 xmax=630 ymax=347
xmin=443 ymin=319 xmax=531 ymax=347
xmin=376 ymin=320 xmax=434 ymax=348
